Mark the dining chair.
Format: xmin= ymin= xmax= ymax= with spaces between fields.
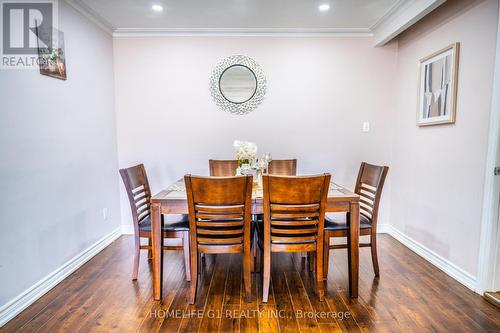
xmin=255 ymin=159 xmax=298 ymax=264
xmin=260 ymin=174 xmax=331 ymax=302
xmin=209 ymin=159 xmax=238 ymax=176
xmin=184 ymin=174 xmax=253 ymax=304
xmin=267 ymin=159 xmax=297 ymax=175
xmin=323 ymin=162 xmax=388 ymax=278
xmin=120 ymin=164 xmax=191 ymax=281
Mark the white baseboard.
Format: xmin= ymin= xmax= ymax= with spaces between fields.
xmin=384 ymin=224 xmax=477 ymax=291
xmin=0 ymin=227 xmax=122 ymax=327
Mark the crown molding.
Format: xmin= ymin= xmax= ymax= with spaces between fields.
xmin=112 ymin=27 xmax=373 ymax=38
xmin=64 ymin=0 xmax=114 ymax=35
xmin=370 ymin=0 xmax=408 ymax=32
xmin=372 ymin=0 xmax=446 ymax=46
xmin=63 ymin=0 xmax=443 ymax=43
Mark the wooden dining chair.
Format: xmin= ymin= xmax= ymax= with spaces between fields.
xmin=255 ymin=159 xmax=297 ymax=264
xmin=209 ymin=159 xmax=238 ymax=176
xmin=260 ymin=174 xmax=331 ymax=302
xmin=323 ymin=162 xmax=388 ymax=278
xmin=267 ymin=159 xmax=297 ymax=175
xmin=120 ymin=164 xmax=191 ymax=281
xmin=184 ymin=174 xmax=253 ymax=304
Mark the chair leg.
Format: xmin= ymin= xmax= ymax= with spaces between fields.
xmin=147 ymin=237 xmax=152 ymax=260
xmin=132 ymin=236 xmax=140 ymax=280
xmin=243 ymin=250 xmax=252 ymax=302
xmin=371 ymin=232 xmax=380 ymax=277
xmin=251 ymin=230 xmax=257 ymax=273
xmin=189 ymin=247 xmax=198 ymax=304
xmin=309 ymin=252 xmax=315 ymax=272
xmin=316 ymin=248 xmax=324 ymax=301
xmin=323 ymin=232 xmax=330 ymax=280
xmin=198 ymin=252 xmax=203 ymax=276
xmin=262 ymin=249 xmax=271 ymax=303
xmin=183 ymin=231 xmax=191 ymax=282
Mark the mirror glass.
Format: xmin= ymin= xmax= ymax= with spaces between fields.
xmin=219 ymin=65 xmax=257 ymax=104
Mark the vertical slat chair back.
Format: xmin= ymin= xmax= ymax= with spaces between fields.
xmin=263 ymin=174 xmax=331 ymax=252
xmin=185 ymin=175 xmax=253 ymax=253
xmin=119 ymin=164 xmax=152 ymax=229
xmin=267 ymin=159 xmax=297 ymax=176
xmin=209 ymin=159 xmax=239 ymax=176
xmin=354 ymin=162 xmax=389 ymax=228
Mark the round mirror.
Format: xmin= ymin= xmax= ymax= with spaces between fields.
xmin=210 ymin=55 xmax=267 ymax=115
xmin=219 ymin=65 xmax=257 ymax=104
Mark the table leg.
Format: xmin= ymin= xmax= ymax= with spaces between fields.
xmin=152 ymin=202 xmax=163 ymax=301
xmin=348 ymin=202 xmax=359 ymax=298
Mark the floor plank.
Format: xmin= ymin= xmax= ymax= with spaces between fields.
xmin=2 ymin=234 xmax=499 ymax=333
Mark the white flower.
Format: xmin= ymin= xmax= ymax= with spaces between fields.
xmin=233 ymin=140 xmax=257 ymax=162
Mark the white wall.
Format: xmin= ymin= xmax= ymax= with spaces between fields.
xmin=0 ymin=1 xmax=120 ymax=307
xmin=391 ymin=0 xmax=499 ymax=277
xmin=113 ymin=36 xmax=398 ymax=230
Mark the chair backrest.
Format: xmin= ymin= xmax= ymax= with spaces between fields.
xmin=209 ymin=159 xmax=238 ymax=176
xmin=263 ymin=174 xmax=331 ymax=252
xmin=354 ymin=162 xmax=389 ymax=227
xmin=184 ymin=175 xmax=253 ymax=253
xmin=119 ymin=164 xmax=151 ymax=231
xmin=268 ymin=159 xmax=297 ymax=175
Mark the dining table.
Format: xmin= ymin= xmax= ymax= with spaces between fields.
xmin=150 ymin=178 xmax=360 ymax=301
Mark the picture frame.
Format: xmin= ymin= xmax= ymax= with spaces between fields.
xmin=36 ymin=24 xmax=67 ymax=80
xmin=417 ymin=42 xmax=459 ymax=126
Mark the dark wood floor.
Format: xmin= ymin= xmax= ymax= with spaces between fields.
xmin=2 ymin=234 xmax=499 ymax=332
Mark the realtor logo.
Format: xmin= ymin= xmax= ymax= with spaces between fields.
xmin=1 ymin=0 xmax=58 ymax=68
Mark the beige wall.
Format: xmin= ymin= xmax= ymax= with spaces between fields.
xmin=391 ymin=0 xmax=499 ymax=277
xmin=113 ymin=36 xmax=398 ymax=230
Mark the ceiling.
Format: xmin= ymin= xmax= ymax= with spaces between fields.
xmin=77 ymin=0 xmax=403 ymax=32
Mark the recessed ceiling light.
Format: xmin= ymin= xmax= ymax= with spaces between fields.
xmin=152 ymin=4 xmax=163 ymax=12
xmin=319 ymin=4 xmax=330 ymax=12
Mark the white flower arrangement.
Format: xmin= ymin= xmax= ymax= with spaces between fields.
xmin=233 ymin=140 xmax=257 ymax=165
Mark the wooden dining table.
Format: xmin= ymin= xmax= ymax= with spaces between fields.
xmin=150 ymin=179 xmax=360 ymax=301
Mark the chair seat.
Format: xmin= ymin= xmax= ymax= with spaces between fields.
xmin=139 ymin=214 xmax=189 ymax=232
xmin=324 ymin=214 xmax=372 ymax=231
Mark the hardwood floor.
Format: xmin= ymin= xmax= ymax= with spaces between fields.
xmin=2 ymin=234 xmax=499 ymax=332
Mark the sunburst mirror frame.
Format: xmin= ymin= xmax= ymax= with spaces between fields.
xmin=209 ymin=55 xmax=267 ymax=115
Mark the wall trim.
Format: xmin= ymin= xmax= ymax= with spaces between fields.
xmin=112 ymin=28 xmax=373 ymax=38
xmin=372 ymin=0 xmax=446 ymax=46
xmin=0 ymin=227 xmax=121 ymax=327
xmin=64 ymin=0 xmax=114 ymax=35
xmin=385 ymin=225 xmax=477 ymax=291
xmin=477 ymin=0 xmax=500 ymax=295
xmin=63 ymin=0 xmax=440 ymax=42
xmin=370 ymin=0 xmax=408 ymax=32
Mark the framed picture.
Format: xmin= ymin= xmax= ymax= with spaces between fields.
xmin=36 ymin=25 xmax=67 ymax=80
xmin=417 ymin=43 xmax=459 ymax=126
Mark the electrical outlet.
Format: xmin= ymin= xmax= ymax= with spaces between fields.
xmin=102 ymin=208 xmax=108 ymax=221
xmin=362 ymin=121 xmax=370 ymax=132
